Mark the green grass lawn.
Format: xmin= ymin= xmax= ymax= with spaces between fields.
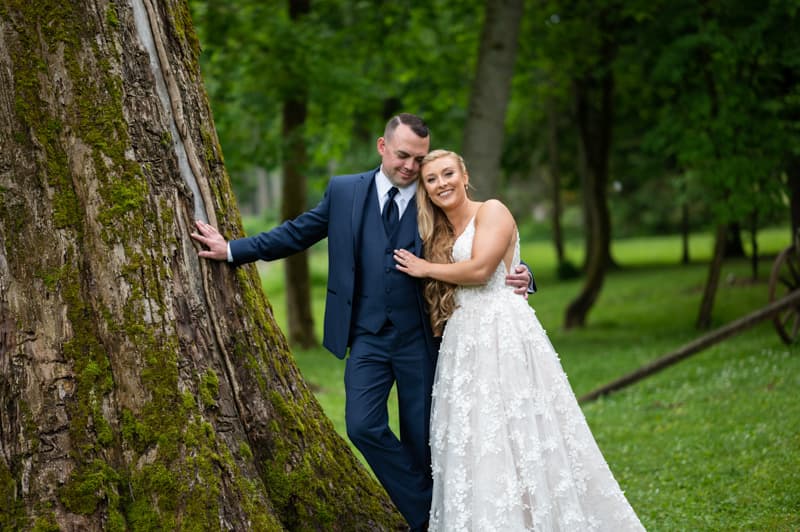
xmin=251 ymin=224 xmax=799 ymax=530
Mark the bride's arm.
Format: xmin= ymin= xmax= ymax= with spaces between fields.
xmin=394 ymin=200 xmax=515 ymax=285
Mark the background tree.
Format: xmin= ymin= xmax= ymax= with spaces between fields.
xmin=641 ymin=0 xmax=794 ymax=328
xmin=0 ymin=1 xmax=402 ymax=529
xmin=503 ymin=5 xmax=581 ymax=279
xmin=539 ymin=0 xmax=628 ymax=328
xmin=280 ymin=0 xmax=316 ymax=348
xmin=461 ymin=0 xmax=524 ymax=198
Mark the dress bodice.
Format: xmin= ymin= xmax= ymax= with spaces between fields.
xmin=451 ymin=216 xmax=520 ymax=305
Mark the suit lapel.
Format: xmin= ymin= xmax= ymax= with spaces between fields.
xmin=351 ymin=168 xmax=378 ymax=256
xmin=407 ymin=196 xmax=424 ymax=256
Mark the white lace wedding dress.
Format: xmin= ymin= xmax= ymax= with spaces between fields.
xmin=428 ymin=218 xmax=645 ymax=531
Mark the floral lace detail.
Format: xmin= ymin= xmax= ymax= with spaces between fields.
xmin=429 ymin=217 xmax=644 ymax=531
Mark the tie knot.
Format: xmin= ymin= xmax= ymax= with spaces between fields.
xmin=387 ymin=186 xmax=399 ymax=200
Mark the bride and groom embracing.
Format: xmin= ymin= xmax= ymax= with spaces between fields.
xmin=192 ymin=114 xmax=644 ymax=531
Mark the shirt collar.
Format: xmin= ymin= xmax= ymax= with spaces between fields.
xmin=376 ymin=168 xmax=417 ymax=202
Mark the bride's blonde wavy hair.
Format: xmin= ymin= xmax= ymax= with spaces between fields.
xmin=416 ymin=149 xmax=469 ymax=336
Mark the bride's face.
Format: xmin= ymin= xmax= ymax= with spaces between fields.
xmin=421 ymin=156 xmax=468 ymax=210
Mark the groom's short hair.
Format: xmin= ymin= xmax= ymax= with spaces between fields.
xmin=385 ymin=113 xmax=429 ymax=140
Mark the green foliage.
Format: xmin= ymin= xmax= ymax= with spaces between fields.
xmin=190 ymin=0 xmax=796 ymax=239
xmin=637 ymin=0 xmax=797 ymax=225
xmin=507 ymin=0 xmax=797 ymax=239
xmin=189 ymin=0 xmax=485 ymax=211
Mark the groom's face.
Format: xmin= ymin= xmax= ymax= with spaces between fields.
xmin=377 ymin=124 xmax=430 ymax=188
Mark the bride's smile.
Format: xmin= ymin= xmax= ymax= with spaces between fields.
xmin=422 ymin=158 xmax=469 ymax=211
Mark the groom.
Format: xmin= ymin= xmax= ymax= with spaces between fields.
xmin=191 ymin=113 xmax=532 ymax=530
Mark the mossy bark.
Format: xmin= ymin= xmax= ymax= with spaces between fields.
xmin=0 ymin=1 xmax=403 ymax=530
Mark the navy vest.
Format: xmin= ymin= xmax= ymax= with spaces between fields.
xmin=352 ymin=181 xmax=422 ymax=334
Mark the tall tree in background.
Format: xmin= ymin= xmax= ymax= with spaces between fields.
xmin=0 ymin=1 xmax=401 ymax=529
xmin=504 ymin=4 xmax=580 ymax=276
xmin=280 ymin=0 xmax=317 ymax=348
xmin=461 ymin=0 xmax=524 ymax=198
xmin=192 ymin=0 xmax=344 ymax=348
xmin=564 ymin=51 xmax=615 ymax=327
xmin=562 ymin=4 xmax=619 ymax=328
xmin=191 ymin=0 xmax=281 ymax=212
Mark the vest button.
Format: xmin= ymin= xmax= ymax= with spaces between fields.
xmin=385 ymin=267 xmax=391 ymax=273
xmin=385 ymin=247 xmax=392 ymax=253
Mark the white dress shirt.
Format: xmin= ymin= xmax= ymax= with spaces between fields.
xmin=375 ymin=169 xmax=416 ymax=219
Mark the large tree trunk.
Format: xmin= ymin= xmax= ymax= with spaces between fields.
xmin=461 ymin=0 xmax=523 ymax=199
xmin=0 ymin=1 xmax=400 ymax=530
xmin=281 ymin=0 xmax=317 ymax=350
xmin=564 ymin=46 xmax=615 ymax=329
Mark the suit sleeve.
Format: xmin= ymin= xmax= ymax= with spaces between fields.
xmin=228 ymin=184 xmax=331 ymax=266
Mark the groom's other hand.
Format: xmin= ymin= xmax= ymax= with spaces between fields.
xmin=506 ymin=265 xmax=533 ymax=298
xmin=191 ymin=220 xmax=229 ymax=261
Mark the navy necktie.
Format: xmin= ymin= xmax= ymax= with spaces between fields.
xmin=382 ymin=186 xmax=399 ymax=234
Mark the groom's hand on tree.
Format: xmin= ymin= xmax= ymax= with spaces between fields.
xmin=191 ymin=220 xmax=229 ymax=261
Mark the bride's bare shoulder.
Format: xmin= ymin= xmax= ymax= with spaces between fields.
xmin=475 ymin=199 xmax=514 ymax=226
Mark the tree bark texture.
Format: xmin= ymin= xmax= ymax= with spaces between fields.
xmin=0 ymin=1 xmax=400 ymax=530
xmin=564 ymin=46 xmax=615 ymax=329
xmin=460 ymin=0 xmax=523 ymax=199
xmin=280 ymin=0 xmax=317 ymax=350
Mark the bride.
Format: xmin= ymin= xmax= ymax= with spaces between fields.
xmin=394 ymin=150 xmax=645 ymax=531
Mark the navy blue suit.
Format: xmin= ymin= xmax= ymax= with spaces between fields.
xmin=230 ymin=167 xmax=437 ymax=528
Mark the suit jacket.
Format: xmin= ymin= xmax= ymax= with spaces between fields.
xmin=229 ymin=167 xmax=439 ymax=360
